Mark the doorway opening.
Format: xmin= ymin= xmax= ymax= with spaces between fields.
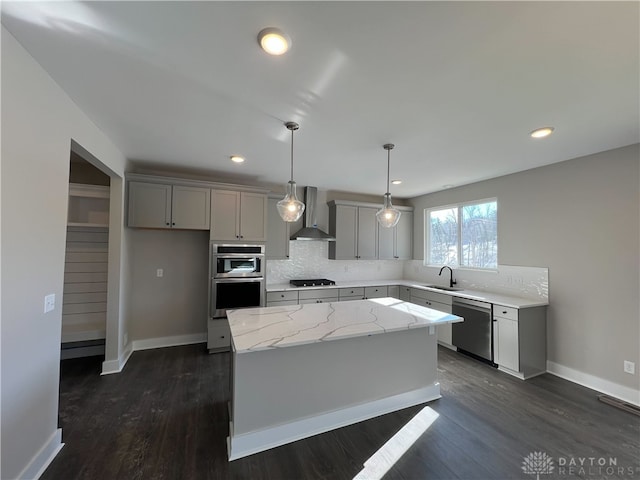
xmin=61 ymin=150 xmax=111 ymax=360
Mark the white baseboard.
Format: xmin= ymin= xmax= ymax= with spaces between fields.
xmin=547 ymin=361 xmax=640 ymax=407
xmin=101 ymin=341 xmax=133 ymax=375
xmin=227 ymin=383 xmax=441 ymax=461
xmin=131 ymin=333 xmax=206 ymax=352
xmin=17 ymin=428 xmax=63 ymax=480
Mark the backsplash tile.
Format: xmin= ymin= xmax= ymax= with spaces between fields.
xmin=266 ymin=241 xmax=404 ymax=284
xmin=403 ymin=261 xmax=549 ymax=301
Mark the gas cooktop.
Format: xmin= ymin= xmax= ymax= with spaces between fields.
xmin=290 ymin=279 xmax=336 ymax=287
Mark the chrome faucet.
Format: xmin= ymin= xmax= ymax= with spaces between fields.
xmin=438 ymin=266 xmax=457 ymax=288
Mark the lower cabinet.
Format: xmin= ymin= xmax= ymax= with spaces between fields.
xmin=398 ymin=286 xmax=411 ymax=301
xmin=388 ymin=285 xmax=400 ymax=299
xmin=364 ymin=286 xmax=388 ymax=299
xmin=410 ymin=288 xmax=454 ymax=349
xmin=208 ymin=318 xmax=231 ymax=353
xmin=266 ymin=290 xmax=298 ymax=307
xmin=493 ymin=305 xmax=547 ymax=379
xmin=298 ymin=289 xmax=338 ymax=304
xmin=338 ymin=287 xmax=365 ymax=301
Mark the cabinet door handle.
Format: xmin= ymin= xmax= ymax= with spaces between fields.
xmin=172 ymin=222 xmax=175 ymax=226
xmin=166 ymin=222 xmax=170 ymax=226
xmin=502 ymin=311 xmax=507 ymax=314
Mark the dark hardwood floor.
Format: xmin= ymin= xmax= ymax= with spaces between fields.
xmin=43 ymin=344 xmax=640 ymax=480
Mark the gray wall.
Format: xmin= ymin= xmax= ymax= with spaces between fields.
xmin=1 ymin=27 xmax=128 ymax=478
xmin=129 ymin=229 xmax=209 ymax=341
xmin=410 ymin=144 xmax=639 ymax=394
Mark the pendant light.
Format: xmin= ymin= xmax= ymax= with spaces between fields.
xmin=376 ymin=143 xmax=402 ymax=228
xmin=277 ymin=122 xmax=305 ymax=222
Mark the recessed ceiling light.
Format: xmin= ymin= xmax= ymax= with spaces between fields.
xmin=530 ymin=127 xmax=555 ymax=138
xmin=391 ymin=180 xmax=402 ymax=185
xmin=442 ymin=184 xmax=454 ymax=189
xmin=258 ymin=27 xmax=291 ymax=56
xmin=230 ymin=155 xmax=245 ymax=163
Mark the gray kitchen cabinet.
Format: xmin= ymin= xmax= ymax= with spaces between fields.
xmin=328 ymin=202 xmax=378 ymax=260
xmin=338 ymin=287 xmax=365 ymax=301
xmin=493 ymin=304 xmax=547 ymax=379
xmin=388 ymin=285 xmax=400 ymax=299
xmin=378 ymin=210 xmax=413 ymax=260
xmin=298 ymin=288 xmax=338 ymax=305
xmin=208 ymin=318 xmax=231 ymax=353
xmin=410 ymin=288 xmax=454 ymax=348
xmin=266 ymin=290 xmax=299 ymax=307
xmin=210 ymin=190 xmax=267 ymax=242
xmin=398 ymin=286 xmax=412 ymax=301
xmin=128 ymin=181 xmax=211 ymax=229
xmin=266 ymin=196 xmax=290 ymax=259
xmin=364 ymin=286 xmax=388 ymax=299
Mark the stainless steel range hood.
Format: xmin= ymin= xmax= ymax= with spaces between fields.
xmin=290 ymin=187 xmax=335 ymax=241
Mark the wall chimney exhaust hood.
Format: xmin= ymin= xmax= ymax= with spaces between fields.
xmin=290 ymin=187 xmax=335 ymax=241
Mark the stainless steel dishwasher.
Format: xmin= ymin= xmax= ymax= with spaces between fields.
xmin=451 ymin=298 xmax=495 ymax=364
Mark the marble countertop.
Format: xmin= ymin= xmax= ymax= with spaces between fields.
xmin=227 ymin=297 xmax=463 ymax=353
xmin=266 ymin=279 xmax=547 ymax=309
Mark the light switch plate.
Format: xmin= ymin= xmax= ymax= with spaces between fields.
xmin=44 ymin=294 xmax=55 ymax=313
xmin=156 ymin=268 xmax=163 ymax=277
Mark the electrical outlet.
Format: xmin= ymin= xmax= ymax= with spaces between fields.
xmin=156 ymin=268 xmax=164 ymax=278
xmin=44 ymin=294 xmax=55 ymax=313
xmin=624 ymin=361 xmax=635 ymax=375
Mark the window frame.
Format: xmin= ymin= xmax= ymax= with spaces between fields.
xmin=424 ymin=197 xmax=498 ymax=270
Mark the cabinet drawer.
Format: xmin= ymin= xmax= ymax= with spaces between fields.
xmin=298 ymin=289 xmax=337 ymax=301
xmin=494 ymin=305 xmax=518 ymax=321
xmin=365 ymin=286 xmax=388 ymax=298
xmin=267 ymin=290 xmax=298 ymax=302
xmin=299 ymin=297 xmax=338 ymax=305
xmin=266 ymin=300 xmax=298 ymax=307
xmin=412 ymin=298 xmax=451 ymax=313
xmin=410 ymin=288 xmax=452 ymax=305
xmin=338 ymin=287 xmax=365 ymax=298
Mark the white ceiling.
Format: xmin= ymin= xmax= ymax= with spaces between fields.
xmin=2 ymin=1 xmax=638 ymax=198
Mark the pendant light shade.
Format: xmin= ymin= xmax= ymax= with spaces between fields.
xmin=277 ymin=122 xmax=305 ymax=222
xmin=376 ymin=143 xmax=402 ymax=228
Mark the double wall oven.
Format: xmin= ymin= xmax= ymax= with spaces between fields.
xmin=210 ymin=244 xmax=265 ymax=318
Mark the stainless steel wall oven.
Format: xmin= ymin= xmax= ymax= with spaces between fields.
xmin=210 ymin=244 xmax=265 ymax=318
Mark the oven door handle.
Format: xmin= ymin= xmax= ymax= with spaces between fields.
xmin=213 ymin=277 xmax=265 ymax=283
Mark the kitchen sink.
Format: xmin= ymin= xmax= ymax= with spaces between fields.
xmin=424 ymin=284 xmax=463 ymax=292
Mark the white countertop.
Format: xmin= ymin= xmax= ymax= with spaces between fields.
xmin=266 ymin=279 xmax=548 ymax=309
xmin=227 ymin=297 xmax=463 ymax=353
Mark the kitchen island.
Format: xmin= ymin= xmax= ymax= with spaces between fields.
xmin=226 ymin=297 xmax=463 ymax=460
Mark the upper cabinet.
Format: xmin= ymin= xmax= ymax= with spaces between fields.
xmin=266 ymin=195 xmax=290 ymax=259
xmin=328 ymin=200 xmax=413 ymax=260
xmin=328 ymin=203 xmax=378 ymax=260
xmin=128 ymin=181 xmax=210 ymax=230
xmin=210 ymin=190 xmax=267 ymax=242
xmin=378 ymin=210 xmax=413 ymax=260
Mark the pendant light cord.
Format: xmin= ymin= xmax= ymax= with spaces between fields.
xmin=386 ymin=147 xmax=391 ymax=195
xmin=290 ymin=128 xmax=294 ymax=182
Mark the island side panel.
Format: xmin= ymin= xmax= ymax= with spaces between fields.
xmin=231 ymin=327 xmax=438 ymax=438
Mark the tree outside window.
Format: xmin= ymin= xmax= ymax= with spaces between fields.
xmin=426 ymin=199 xmax=497 ymax=269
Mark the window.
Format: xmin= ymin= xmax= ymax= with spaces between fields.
xmin=425 ymin=199 xmax=497 ymax=269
